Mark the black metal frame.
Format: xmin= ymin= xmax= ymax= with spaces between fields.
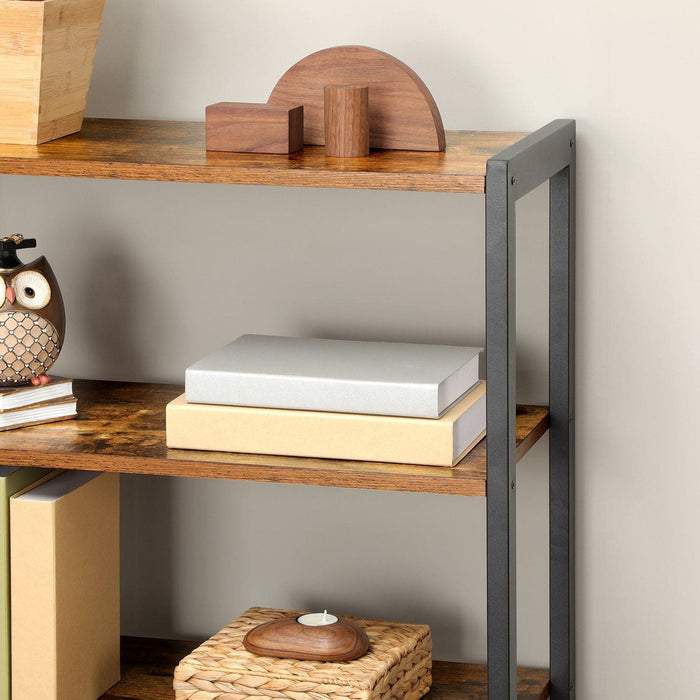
xmin=485 ymin=120 xmax=576 ymax=699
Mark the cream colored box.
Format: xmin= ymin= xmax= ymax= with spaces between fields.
xmin=0 ymin=0 xmax=104 ymax=144
xmin=10 ymin=471 xmax=120 ymax=700
xmin=167 ymin=381 xmax=486 ymax=467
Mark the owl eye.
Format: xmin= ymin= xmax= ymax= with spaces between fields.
xmin=13 ymin=271 xmax=51 ymax=310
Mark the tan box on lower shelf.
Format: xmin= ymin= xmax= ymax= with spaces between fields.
xmin=174 ymin=606 xmax=432 ymax=700
xmin=10 ymin=471 xmax=120 ymax=700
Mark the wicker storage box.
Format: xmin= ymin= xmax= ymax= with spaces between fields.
xmin=0 ymin=0 xmax=104 ymax=144
xmin=174 ymin=607 xmax=432 ymax=700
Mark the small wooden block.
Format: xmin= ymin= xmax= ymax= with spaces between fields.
xmin=205 ymin=102 xmax=304 ymax=154
xmin=324 ymin=85 xmax=370 ymax=158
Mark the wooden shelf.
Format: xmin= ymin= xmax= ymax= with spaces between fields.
xmin=102 ymin=637 xmax=550 ymax=700
xmin=0 ymin=380 xmax=547 ymax=496
xmin=0 ymin=116 xmax=572 ymax=697
xmin=0 ymin=118 xmax=527 ymax=193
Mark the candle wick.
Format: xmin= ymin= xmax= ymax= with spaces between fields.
xmin=322 ymin=610 xmax=327 ymax=623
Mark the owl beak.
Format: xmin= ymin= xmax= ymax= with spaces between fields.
xmin=5 ymin=287 xmax=15 ymax=304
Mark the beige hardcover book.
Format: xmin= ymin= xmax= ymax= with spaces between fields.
xmin=167 ymin=381 xmax=486 ymax=467
xmin=10 ymin=471 xmax=120 ymax=700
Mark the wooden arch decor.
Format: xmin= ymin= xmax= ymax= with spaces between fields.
xmin=268 ymin=46 xmax=446 ymax=152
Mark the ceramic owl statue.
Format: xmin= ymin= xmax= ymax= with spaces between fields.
xmin=0 ymin=235 xmax=64 ymax=386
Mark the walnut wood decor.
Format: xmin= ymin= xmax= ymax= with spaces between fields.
xmin=205 ymin=102 xmax=304 ymax=154
xmin=324 ymin=85 xmax=370 ymax=157
xmin=268 ymin=45 xmax=446 ymax=151
xmin=243 ymin=613 xmax=370 ymax=662
xmin=0 ymin=0 xmax=105 ymax=144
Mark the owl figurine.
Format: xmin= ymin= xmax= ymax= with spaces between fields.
xmin=0 ymin=235 xmax=64 ymax=386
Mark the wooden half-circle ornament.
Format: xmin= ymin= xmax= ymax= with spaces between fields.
xmin=268 ymin=46 xmax=446 ymax=151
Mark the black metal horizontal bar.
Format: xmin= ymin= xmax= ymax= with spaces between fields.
xmin=489 ymin=119 xmax=575 ymax=200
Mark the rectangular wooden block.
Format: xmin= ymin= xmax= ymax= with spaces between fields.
xmin=0 ymin=0 xmax=105 ymax=145
xmin=174 ymin=606 xmax=432 ymax=700
xmin=206 ymin=102 xmax=304 ymax=154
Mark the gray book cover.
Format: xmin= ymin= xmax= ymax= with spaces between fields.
xmin=185 ymin=334 xmax=481 ymax=418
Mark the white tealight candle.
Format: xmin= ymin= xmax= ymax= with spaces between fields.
xmin=297 ymin=610 xmax=338 ymax=626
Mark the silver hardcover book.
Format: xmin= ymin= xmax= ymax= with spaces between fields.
xmin=185 ymin=334 xmax=482 ymax=418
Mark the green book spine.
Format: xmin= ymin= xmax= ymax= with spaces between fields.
xmin=0 ymin=467 xmax=51 ymax=700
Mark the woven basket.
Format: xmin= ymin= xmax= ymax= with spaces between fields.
xmin=173 ymin=607 xmax=432 ymax=700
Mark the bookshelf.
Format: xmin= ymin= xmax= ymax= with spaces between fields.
xmin=106 ymin=637 xmax=551 ymax=700
xmin=0 ymin=379 xmax=548 ymax=495
xmin=0 ymin=117 xmax=575 ymax=700
xmin=0 ymin=119 xmax=526 ymax=192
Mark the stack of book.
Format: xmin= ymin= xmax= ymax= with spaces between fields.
xmin=167 ymin=335 xmax=486 ymax=467
xmin=0 ymin=378 xmax=76 ymax=432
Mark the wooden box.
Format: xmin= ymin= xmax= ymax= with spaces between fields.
xmin=174 ymin=607 xmax=432 ymax=700
xmin=206 ymin=102 xmax=304 ymax=154
xmin=0 ymin=0 xmax=105 ymax=145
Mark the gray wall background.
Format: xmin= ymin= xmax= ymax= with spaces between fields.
xmin=2 ymin=1 xmax=699 ymax=697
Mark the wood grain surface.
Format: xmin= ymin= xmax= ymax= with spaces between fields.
xmin=268 ymin=46 xmax=446 ymax=151
xmin=324 ymin=85 xmax=370 ymax=157
xmin=242 ymin=615 xmax=370 ymax=662
xmin=0 ymin=380 xmax=548 ymax=497
xmin=102 ymin=637 xmax=550 ymax=699
xmin=205 ymin=102 xmax=303 ymax=154
xmin=0 ymin=0 xmax=105 ymax=144
xmin=0 ymin=118 xmax=528 ymax=193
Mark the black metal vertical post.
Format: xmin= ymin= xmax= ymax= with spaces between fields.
xmin=486 ymin=120 xmax=575 ymax=700
xmin=549 ymin=144 xmax=576 ymax=699
xmin=486 ymin=159 xmax=518 ymax=700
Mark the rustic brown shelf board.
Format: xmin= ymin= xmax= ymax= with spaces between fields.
xmin=0 ymin=380 xmax=547 ymax=497
xmin=103 ymin=637 xmax=550 ymax=700
xmin=0 ymin=118 xmax=528 ymax=193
